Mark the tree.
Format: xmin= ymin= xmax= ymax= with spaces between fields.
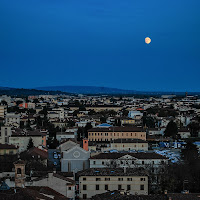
xmin=164 ymin=121 xmax=178 ymax=139
xmin=122 ymin=109 xmax=129 ymax=117
xmin=84 ymin=122 xmax=93 ymax=138
xmin=16 ymin=100 xmax=23 ymax=106
xmin=100 ymin=117 xmax=107 ymax=123
xmin=27 ymin=138 xmax=34 ymax=149
xmin=79 ymin=105 xmax=86 ymax=111
xmin=1 ymin=100 xmax=7 ymax=106
xmin=77 ymin=127 xmax=84 ymax=141
xmin=33 ymin=99 xmax=39 ymax=103
xmin=143 ymin=116 xmax=155 ymax=128
xmin=181 ymin=140 xmax=199 ymax=164
xmin=187 ymin=122 xmax=200 ymax=137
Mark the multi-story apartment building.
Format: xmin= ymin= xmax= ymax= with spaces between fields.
xmin=5 ymin=113 xmax=20 ymax=127
xmin=0 ymin=105 xmax=7 ymax=119
xmin=0 ymin=126 xmax=12 ymax=144
xmin=88 ymin=139 xmax=148 ymax=152
xmin=78 ymin=168 xmax=148 ymax=199
xmin=89 ymin=152 xmax=168 ymax=169
xmin=88 ymin=127 xmax=146 ymax=142
xmin=9 ymin=129 xmax=47 ymax=152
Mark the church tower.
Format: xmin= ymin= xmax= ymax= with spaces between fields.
xmin=14 ymin=160 xmax=26 ymax=188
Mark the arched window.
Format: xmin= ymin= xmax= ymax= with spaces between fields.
xmin=17 ymin=168 xmax=21 ymax=174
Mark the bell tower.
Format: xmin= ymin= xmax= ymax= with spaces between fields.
xmin=14 ymin=160 xmax=26 ymax=188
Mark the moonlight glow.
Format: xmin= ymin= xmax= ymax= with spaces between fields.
xmin=145 ymin=37 xmax=151 ymax=44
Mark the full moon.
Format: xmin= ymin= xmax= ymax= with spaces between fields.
xmin=145 ymin=37 xmax=151 ymax=44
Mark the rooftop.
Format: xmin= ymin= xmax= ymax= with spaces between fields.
xmin=91 ymin=191 xmax=200 ymax=200
xmin=88 ymin=126 xmax=145 ymax=132
xmin=77 ymin=168 xmax=148 ymax=177
xmin=90 ymin=152 xmax=168 ymax=160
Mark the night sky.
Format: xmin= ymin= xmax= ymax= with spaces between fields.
xmin=0 ymin=0 xmax=200 ymax=92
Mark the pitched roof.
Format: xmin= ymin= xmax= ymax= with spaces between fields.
xmin=88 ymin=126 xmax=145 ymax=132
xmin=11 ymin=129 xmax=46 ymax=137
xmin=112 ymin=138 xmax=148 ymax=143
xmin=91 ymin=191 xmax=200 ymax=200
xmin=0 ymin=187 xmax=69 ymax=200
xmin=26 ymin=147 xmax=48 ymax=159
xmin=77 ymin=168 xmax=148 ymax=177
xmin=53 ymin=173 xmax=75 ymax=185
xmin=0 ymin=143 xmax=18 ymax=149
xmin=90 ymin=152 xmax=167 ymax=160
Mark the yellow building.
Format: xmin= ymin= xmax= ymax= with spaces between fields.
xmin=78 ymin=168 xmax=148 ymax=199
xmin=88 ymin=127 xmax=146 ymax=142
xmin=0 ymin=143 xmax=18 ymax=155
xmin=121 ymin=118 xmax=136 ymax=125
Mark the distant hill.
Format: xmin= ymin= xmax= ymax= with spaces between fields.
xmin=0 ymin=85 xmax=199 ymax=96
xmin=36 ymin=86 xmax=200 ymax=96
xmin=0 ymin=87 xmax=69 ymax=96
xmin=36 ymin=86 xmax=137 ymax=95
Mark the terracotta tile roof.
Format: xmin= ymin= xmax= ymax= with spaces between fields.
xmin=0 ymin=143 xmax=18 ymax=149
xmin=12 ymin=129 xmax=46 ymax=137
xmin=26 ymin=147 xmax=48 ymax=159
xmin=0 ymin=186 xmax=69 ymax=200
xmin=77 ymin=168 xmax=148 ymax=177
xmin=88 ymin=126 xmax=145 ymax=132
xmin=92 ymin=191 xmax=200 ymax=200
xmin=53 ymin=173 xmax=75 ymax=185
xmin=112 ymin=138 xmax=148 ymax=143
xmin=90 ymin=152 xmax=168 ymax=160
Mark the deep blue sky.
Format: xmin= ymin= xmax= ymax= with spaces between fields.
xmin=0 ymin=0 xmax=200 ymax=92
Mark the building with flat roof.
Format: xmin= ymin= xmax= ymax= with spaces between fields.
xmin=88 ymin=127 xmax=146 ymax=142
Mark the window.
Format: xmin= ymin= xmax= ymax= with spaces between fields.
xmin=102 ymin=161 xmax=104 ymax=165
xmin=68 ymin=187 xmax=71 ymax=190
xmin=96 ymin=178 xmax=101 ymax=181
xmin=105 ymin=178 xmax=110 ymax=181
xmin=127 ymin=185 xmax=131 ymax=190
xmin=118 ymin=178 xmax=123 ymax=181
xmin=152 ymin=161 xmax=154 ymax=164
xmin=17 ymin=168 xmax=21 ymax=174
xmin=127 ymin=178 xmax=132 ymax=181
xmin=83 ymin=177 xmax=86 ymax=181
xmin=140 ymin=185 xmax=144 ymax=190
xmin=118 ymin=185 xmax=122 ymax=190
xmin=132 ymin=161 xmax=134 ymax=164
xmin=93 ymin=161 xmax=96 ymax=165
xmin=96 ymin=185 xmax=99 ymax=190
xmin=161 ymin=161 xmax=164 ymax=164
xmin=83 ymin=194 xmax=87 ymax=199
xmin=105 ymin=185 xmax=108 ymax=190
xmin=83 ymin=185 xmax=87 ymax=190
xmin=142 ymin=161 xmax=144 ymax=165
xmin=140 ymin=178 xmax=145 ymax=181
